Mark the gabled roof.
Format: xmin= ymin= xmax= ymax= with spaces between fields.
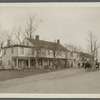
xmin=80 ymin=52 xmax=93 ymax=58
xmin=70 ymin=51 xmax=79 ymax=53
xmin=26 ymin=38 xmax=68 ymax=51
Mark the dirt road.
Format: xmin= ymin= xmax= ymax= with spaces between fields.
xmin=0 ymin=68 xmax=100 ymax=93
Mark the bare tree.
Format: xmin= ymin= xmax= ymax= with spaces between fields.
xmin=31 ymin=47 xmax=39 ymax=68
xmin=23 ymin=15 xmax=38 ymax=39
xmin=0 ymin=26 xmax=14 ymax=48
xmin=52 ymin=40 xmax=63 ymax=69
xmin=77 ymin=46 xmax=83 ymax=52
xmin=64 ymin=43 xmax=83 ymax=67
xmin=6 ymin=31 xmax=15 ymax=45
xmin=87 ymin=32 xmax=100 ymax=62
xmin=30 ymin=41 xmax=45 ymax=69
xmin=64 ymin=43 xmax=72 ymax=67
xmin=66 ymin=42 xmax=83 ymax=52
xmin=0 ymin=27 xmax=6 ymax=48
xmin=13 ymin=27 xmax=24 ymax=45
xmin=67 ymin=43 xmax=76 ymax=51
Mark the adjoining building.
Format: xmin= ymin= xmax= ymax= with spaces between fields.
xmin=79 ymin=52 xmax=93 ymax=62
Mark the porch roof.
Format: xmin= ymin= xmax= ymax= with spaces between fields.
xmin=12 ymin=56 xmax=66 ymax=60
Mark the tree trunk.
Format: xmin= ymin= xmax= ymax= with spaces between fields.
xmin=53 ymin=58 xmax=56 ymax=69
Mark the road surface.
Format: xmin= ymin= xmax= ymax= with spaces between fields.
xmin=0 ymin=68 xmax=100 ymax=93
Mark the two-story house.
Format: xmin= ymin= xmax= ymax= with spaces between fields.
xmin=0 ymin=35 xmax=68 ymax=69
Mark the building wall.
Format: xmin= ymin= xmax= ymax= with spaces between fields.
xmin=55 ymin=51 xmax=65 ymax=59
xmin=18 ymin=38 xmax=36 ymax=57
xmin=17 ymin=47 xmax=33 ymax=57
xmin=68 ymin=52 xmax=81 ymax=67
xmin=0 ymin=47 xmax=18 ymax=69
xmin=39 ymin=49 xmax=66 ymax=59
xmin=17 ymin=46 xmax=66 ymax=59
xmin=22 ymin=39 xmax=66 ymax=59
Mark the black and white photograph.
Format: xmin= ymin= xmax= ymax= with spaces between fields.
xmin=0 ymin=3 xmax=100 ymax=98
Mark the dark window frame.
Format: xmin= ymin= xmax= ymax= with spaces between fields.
xmin=4 ymin=49 xmax=6 ymax=55
xmin=11 ymin=47 xmax=13 ymax=54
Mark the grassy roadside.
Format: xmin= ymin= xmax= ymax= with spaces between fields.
xmin=0 ymin=67 xmax=70 ymax=82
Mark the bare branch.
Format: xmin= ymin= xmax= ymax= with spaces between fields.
xmin=87 ymin=32 xmax=100 ymax=61
xmin=24 ymin=15 xmax=38 ymax=39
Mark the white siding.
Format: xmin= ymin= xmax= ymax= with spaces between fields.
xmin=18 ymin=47 xmax=33 ymax=57
xmin=22 ymin=39 xmax=33 ymax=46
xmin=0 ymin=47 xmax=18 ymax=69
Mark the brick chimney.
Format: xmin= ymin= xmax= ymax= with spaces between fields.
xmin=35 ymin=35 xmax=39 ymax=40
xmin=7 ymin=39 xmax=10 ymax=46
xmin=57 ymin=39 xmax=60 ymax=44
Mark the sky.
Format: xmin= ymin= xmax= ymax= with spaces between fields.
xmin=0 ymin=3 xmax=100 ymax=52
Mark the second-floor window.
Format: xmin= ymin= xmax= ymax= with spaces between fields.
xmin=4 ymin=49 xmax=6 ymax=55
xmin=11 ymin=47 xmax=13 ymax=54
xmin=20 ymin=47 xmax=24 ymax=55
xmin=71 ymin=52 xmax=73 ymax=57
xmin=48 ymin=50 xmax=50 ymax=55
xmin=43 ymin=49 xmax=46 ymax=56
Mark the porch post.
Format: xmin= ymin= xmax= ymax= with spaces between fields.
xmin=16 ymin=58 xmax=19 ymax=69
xmin=42 ymin=59 xmax=44 ymax=69
xmin=48 ymin=59 xmax=50 ymax=69
xmin=28 ymin=58 xmax=30 ymax=68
